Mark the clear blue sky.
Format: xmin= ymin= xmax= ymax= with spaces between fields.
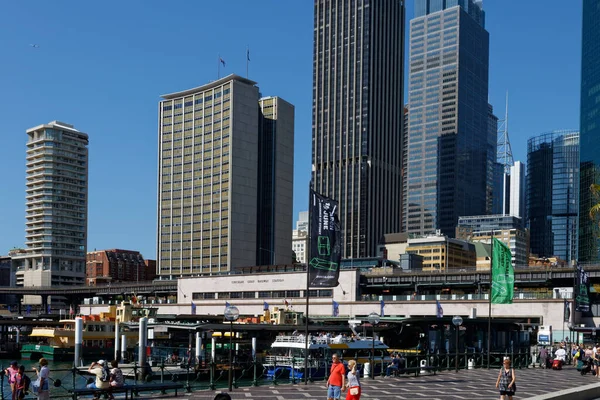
xmin=0 ymin=1 xmax=583 ymax=260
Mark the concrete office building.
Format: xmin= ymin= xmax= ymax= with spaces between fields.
xmin=311 ymin=0 xmax=405 ymax=258
xmin=292 ymin=230 xmax=309 ymax=264
xmin=405 ymin=0 xmax=490 ymax=237
xmin=579 ymin=0 xmax=600 ymax=263
xmin=508 ymin=161 xmax=526 ymax=220
xmin=157 ymin=75 xmax=293 ymax=278
xmin=527 ymin=130 xmax=579 ymax=263
xmin=405 ymin=233 xmax=476 ymax=272
xmin=12 ymin=122 xmax=88 ymax=291
xmin=456 ymin=214 xmax=529 ymax=266
xmin=296 ymin=211 xmax=309 ymax=233
xmin=256 ymin=96 xmax=295 ymax=266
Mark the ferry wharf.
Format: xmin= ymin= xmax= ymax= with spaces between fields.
xmin=133 ymin=365 xmax=600 ymax=400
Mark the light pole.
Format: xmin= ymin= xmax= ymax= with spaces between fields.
xmin=224 ymin=305 xmax=239 ymax=392
xmin=452 ymin=316 xmax=463 ymax=373
xmin=367 ymin=312 xmax=380 ymax=379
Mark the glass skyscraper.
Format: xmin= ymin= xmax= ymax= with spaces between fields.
xmin=527 ymin=130 xmax=579 ymax=263
xmin=312 ymin=0 xmax=405 ymax=258
xmin=406 ymin=0 xmax=490 ymax=237
xmin=579 ymin=0 xmax=600 ymax=263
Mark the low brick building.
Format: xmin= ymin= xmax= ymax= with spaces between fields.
xmin=86 ymin=249 xmax=156 ymax=286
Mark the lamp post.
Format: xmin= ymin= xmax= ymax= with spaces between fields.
xmin=452 ymin=315 xmax=463 ymax=373
xmin=367 ymin=312 xmax=380 ymax=379
xmin=224 ymin=305 xmax=240 ymax=392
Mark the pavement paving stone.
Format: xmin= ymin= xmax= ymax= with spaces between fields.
xmin=136 ymin=365 xmax=599 ymax=399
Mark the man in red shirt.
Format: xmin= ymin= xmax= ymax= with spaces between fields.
xmin=327 ymin=353 xmax=346 ymax=400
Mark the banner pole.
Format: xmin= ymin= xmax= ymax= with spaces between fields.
xmin=304 ymin=186 xmax=312 ymax=384
xmin=487 ymin=230 xmax=494 ymax=369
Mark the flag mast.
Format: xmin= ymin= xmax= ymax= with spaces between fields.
xmin=303 ymin=182 xmax=313 ymax=384
xmin=487 ymin=229 xmax=494 ymax=369
xmin=246 ymin=46 xmax=250 ymax=79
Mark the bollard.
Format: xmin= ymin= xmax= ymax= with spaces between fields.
xmin=138 ymin=317 xmax=148 ymax=381
xmin=195 ymin=332 xmax=202 ymax=366
xmin=74 ymin=317 xmax=83 ymax=368
xmin=160 ymin=359 xmax=165 ymax=384
xmin=252 ymin=357 xmax=258 ymax=387
xmin=114 ymin=322 xmax=120 ymax=362
xmin=291 ymin=357 xmax=296 ymax=384
xmin=121 ymin=334 xmax=127 ymax=362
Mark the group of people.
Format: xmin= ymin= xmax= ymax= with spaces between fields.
xmin=86 ymin=359 xmax=124 ymax=399
xmin=326 ymin=353 xmax=362 ymax=400
xmin=572 ymin=342 xmax=600 ymax=377
xmin=4 ymin=358 xmax=49 ymax=400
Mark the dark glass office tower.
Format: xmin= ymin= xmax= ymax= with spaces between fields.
xmin=527 ymin=130 xmax=579 ymax=263
xmin=312 ymin=0 xmax=405 ymax=258
xmin=579 ymin=0 xmax=600 ymax=263
xmin=405 ymin=0 xmax=490 ymax=237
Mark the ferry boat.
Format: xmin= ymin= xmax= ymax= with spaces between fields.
xmin=263 ymin=319 xmax=389 ymax=380
xmin=21 ymin=302 xmax=156 ymax=361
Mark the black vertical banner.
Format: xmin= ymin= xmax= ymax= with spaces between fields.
xmin=308 ymin=189 xmax=341 ymax=287
xmin=575 ymin=265 xmax=590 ymax=312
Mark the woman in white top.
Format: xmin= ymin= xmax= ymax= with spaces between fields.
xmin=343 ymin=359 xmax=361 ymax=400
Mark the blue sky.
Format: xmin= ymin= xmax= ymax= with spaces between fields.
xmin=0 ymin=1 xmax=583 ymax=259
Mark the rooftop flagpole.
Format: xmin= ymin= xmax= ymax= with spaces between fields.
xmin=246 ymin=46 xmax=250 ymax=79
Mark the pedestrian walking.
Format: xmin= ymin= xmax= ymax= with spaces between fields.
xmin=326 ymin=353 xmax=345 ymax=400
xmin=495 ymin=358 xmax=516 ymax=400
xmin=343 ymin=359 xmax=361 ymax=400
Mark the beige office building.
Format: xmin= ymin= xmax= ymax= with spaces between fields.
xmin=157 ymin=75 xmax=293 ymax=278
xmin=13 ymin=121 xmax=89 ymax=289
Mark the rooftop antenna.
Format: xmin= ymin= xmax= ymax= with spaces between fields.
xmin=497 ymin=92 xmax=513 ymax=174
xmin=497 ymin=92 xmax=513 ymax=215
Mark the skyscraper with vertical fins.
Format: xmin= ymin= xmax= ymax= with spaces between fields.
xmin=311 ymin=0 xmax=405 ymax=258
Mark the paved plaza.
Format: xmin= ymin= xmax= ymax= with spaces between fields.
xmin=134 ymin=365 xmax=600 ymax=399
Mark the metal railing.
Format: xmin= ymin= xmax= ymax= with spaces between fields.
xmin=0 ymin=347 xmax=537 ymax=399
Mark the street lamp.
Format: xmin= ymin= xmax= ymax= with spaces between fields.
xmin=452 ymin=315 xmax=463 ymax=373
xmin=224 ymin=305 xmax=240 ymax=391
xmin=367 ymin=312 xmax=380 ymax=379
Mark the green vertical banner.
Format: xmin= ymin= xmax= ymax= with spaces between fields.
xmin=308 ymin=189 xmax=341 ymax=287
xmin=491 ymin=238 xmax=514 ymax=304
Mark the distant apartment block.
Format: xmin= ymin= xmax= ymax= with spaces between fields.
xmin=157 ymin=75 xmax=294 ymax=278
xmin=12 ymin=121 xmax=89 ymax=288
xmin=456 ymin=214 xmax=529 ymax=266
xmin=86 ymin=249 xmax=156 ymax=286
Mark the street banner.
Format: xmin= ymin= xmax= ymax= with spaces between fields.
xmin=575 ymin=265 xmax=590 ymax=312
xmin=308 ymin=189 xmax=341 ymax=287
xmin=491 ymin=238 xmax=514 ymax=304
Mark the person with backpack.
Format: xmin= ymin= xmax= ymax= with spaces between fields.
xmin=87 ymin=360 xmax=111 ymax=392
xmin=14 ymin=365 xmax=31 ymax=400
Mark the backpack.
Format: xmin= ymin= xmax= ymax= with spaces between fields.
xmin=100 ymin=366 xmax=111 ymax=382
xmin=22 ymin=374 xmax=31 ymax=391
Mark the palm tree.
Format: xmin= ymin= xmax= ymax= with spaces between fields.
xmin=590 ymin=184 xmax=600 ymax=221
